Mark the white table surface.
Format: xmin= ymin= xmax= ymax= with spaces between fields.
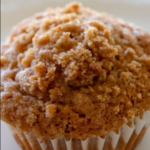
xmin=1 ymin=0 xmax=150 ymax=150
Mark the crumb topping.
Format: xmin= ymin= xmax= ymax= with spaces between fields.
xmin=1 ymin=2 xmax=150 ymax=139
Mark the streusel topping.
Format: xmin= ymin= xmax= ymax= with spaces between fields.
xmin=1 ymin=3 xmax=150 ymax=139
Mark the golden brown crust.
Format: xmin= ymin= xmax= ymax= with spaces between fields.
xmin=1 ymin=2 xmax=150 ymax=139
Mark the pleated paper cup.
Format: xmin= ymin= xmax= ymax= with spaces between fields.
xmin=9 ymin=110 xmax=150 ymax=150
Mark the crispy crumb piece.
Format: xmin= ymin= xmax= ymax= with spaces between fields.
xmin=1 ymin=56 xmax=7 ymax=66
xmin=146 ymin=57 xmax=150 ymax=66
xmin=46 ymin=104 xmax=57 ymax=119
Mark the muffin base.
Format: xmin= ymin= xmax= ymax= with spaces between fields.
xmin=10 ymin=110 xmax=150 ymax=150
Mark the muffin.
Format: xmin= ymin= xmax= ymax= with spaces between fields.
xmin=1 ymin=2 xmax=150 ymax=150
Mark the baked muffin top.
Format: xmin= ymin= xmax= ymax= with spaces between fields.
xmin=1 ymin=2 xmax=150 ymax=139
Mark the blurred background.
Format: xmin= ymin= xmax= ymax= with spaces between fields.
xmin=1 ymin=0 xmax=150 ymax=150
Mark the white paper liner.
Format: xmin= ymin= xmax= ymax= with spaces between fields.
xmin=10 ymin=110 xmax=150 ymax=150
